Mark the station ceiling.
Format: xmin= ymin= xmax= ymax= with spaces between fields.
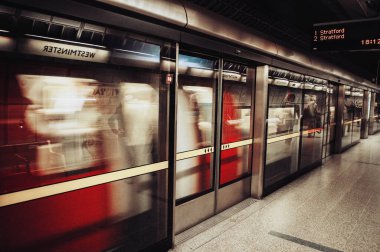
xmin=185 ymin=0 xmax=380 ymax=84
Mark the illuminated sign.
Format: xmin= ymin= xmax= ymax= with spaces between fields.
xmin=312 ymin=18 xmax=380 ymax=51
xmin=222 ymin=72 xmax=246 ymax=82
xmin=18 ymin=38 xmax=111 ymax=63
xmin=269 ymin=78 xmax=289 ymax=86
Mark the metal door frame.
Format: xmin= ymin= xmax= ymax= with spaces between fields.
xmin=174 ymin=50 xmax=256 ymax=234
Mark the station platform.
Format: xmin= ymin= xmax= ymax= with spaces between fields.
xmin=173 ymin=134 xmax=380 ymax=252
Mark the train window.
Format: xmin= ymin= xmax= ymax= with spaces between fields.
xmin=0 ymin=13 xmax=175 ymax=250
xmin=0 ymin=13 xmax=13 ymax=30
xmin=61 ymin=26 xmax=78 ymax=40
xmin=17 ymin=16 xmax=33 ymax=34
xmin=0 ymin=38 xmax=170 ymax=189
xmin=47 ymin=23 xmax=64 ymax=38
xmin=32 ymin=20 xmax=49 ymax=35
xmin=175 ymin=52 xmax=217 ymax=201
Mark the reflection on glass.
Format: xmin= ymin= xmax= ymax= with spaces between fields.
xmin=220 ymin=62 xmax=253 ymax=185
xmin=327 ymin=84 xmax=337 ymax=152
xmin=265 ymin=84 xmax=302 ymax=188
xmin=342 ymin=87 xmax=363 ymax=147
xmin=267 ymin=107 xmax=298 ymax=136
xmin=267 ymin=88 xmax=301 ymax=138
xmin=322 ymin=90 xmax=329 ymax=158
xmin=376 ymin=94 xmax=380 ymax=132
xmin=300 ymin=90 xmax=325 ymax=169
xmin=175 ymin=53 xmax=216 ymax=200
xmin=352 ymin=120 xmax=361 ymax=142
xmin=176 ymin=154 xmax=212 ymax=199
xmin=220 ymin=145 xmax=251 ymax=185
xmin=342 ymin=87 xmax=353 ymax=148
xmin=342 ymin=123 xmax=352 ymax=147
xmin=352 ymin=90 xmax=363 ymax=142
xmin=302 ymin=94 xmax=322 ymax=132
xmin=265 ymin=137 xmax=299 ymax=186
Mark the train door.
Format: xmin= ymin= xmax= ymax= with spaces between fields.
xmin=325 ymin=84 xmax=338 ymax=157
xmin=174 ymin=52 xmax=217 ymax=234
xmin=299 ymin=83 xmax=326 ymax=170
xmin=174 ymin=52 xmax=255 ymax=233
xmin=322 ymin=86 xmax=330 ymax=159
xmin=217 ymin=60 xmax=254 ymax=212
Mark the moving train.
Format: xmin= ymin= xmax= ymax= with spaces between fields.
xmin=0 ymin=0 xmax=379 ymax=251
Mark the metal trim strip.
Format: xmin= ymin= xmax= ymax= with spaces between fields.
xmin=0 ymin=161 xmax=168 ymax=207
xmin=267 ymin=132 xmax=300 ymax=144
xmin=176 ymin=147 xmax=214 ymax=161
xmin=221 ymin=139 xmax=252 ymax=150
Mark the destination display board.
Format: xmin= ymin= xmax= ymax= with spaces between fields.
xmin=312 ymin=19 xmax=380 ymax=51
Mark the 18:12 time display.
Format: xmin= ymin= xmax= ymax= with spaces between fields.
xmin=360 ymin=38 xmax=380 ymax=46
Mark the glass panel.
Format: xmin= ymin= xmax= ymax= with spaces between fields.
xmin=267 ymin=86 xmax=302 ymax=139
xmin=352 ymin=89 xmax=363 ymax=142
xmin=376 ymin=94 xmax=380 ymax=131
xmin=323 ymin=97 xmax=330 ymax=139
xmin=368 ymin=92 xmax=373 ymax=133
xmin=300 ymin=89 xmax=326 ymax=169
xmin=325 ymin=85 xmax=337 ymax=156
xmin=342 ymin=86 xmax=353 ymax=148
xmin=322 ymin=87 xmax=329 ymax=158
xmin=0 ymin=170 xmax=168 ymax=252
xmin=220 ymin=62 xmax=253 ymax=185
xmin=221 ymin=62 xmax=252 ymax=143
xmin=352 ymin=120 xmax=361 ymax=142
xmin=220 ymin=145 xmax=252 ymax=185
xmin=176 ymin=154 xmax=212 ymax=200
xmin=265 ymin=82 xmax=302 ymax=188
xmin=175 ymin=53 xmax=217 ymax=200
xmin=328 ymin=85 xmax=337 ymax=144
xmin=265 ymin=137 xmax=300 ymax=187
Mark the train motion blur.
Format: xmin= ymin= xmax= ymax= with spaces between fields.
xmin=0 ymin=0 xmax=379 ymax=251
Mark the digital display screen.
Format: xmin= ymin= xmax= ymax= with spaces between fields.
xmin=312 ymin=19 xmax=380 ymax=51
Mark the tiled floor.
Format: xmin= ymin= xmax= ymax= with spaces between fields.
xmin=172 ymin=135 xmax=380 ymax=252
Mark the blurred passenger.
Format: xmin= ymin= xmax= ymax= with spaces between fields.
xmin=303 ymin=94 xmax=319 ymax=137
xmin=17 ymin=75 xmax=105 ymax=175
xmin=176 ymin=86 xmax=212 ymax=199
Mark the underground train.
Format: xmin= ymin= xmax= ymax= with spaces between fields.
xmin=0 ymin=0 xmax=379 ymax=251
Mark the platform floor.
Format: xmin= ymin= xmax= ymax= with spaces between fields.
xmin=172 ymin=134 xmax=380 ymax=252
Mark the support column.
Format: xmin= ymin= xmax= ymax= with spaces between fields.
xmin=368 ymin=92 xmax=375 ymax=135
xmin=361 ymin=90 xmax=369 ymax=139
xmin=251 ymin=65 xmax=268 ymax=199
xmin=334 ymin=84 xmax=345 ymax=153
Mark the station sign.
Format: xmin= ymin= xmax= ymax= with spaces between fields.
xmin=312 ymin=18 xmax=380 ymax=51
xmin=18 ymin=38 xmax=111 ymax=63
